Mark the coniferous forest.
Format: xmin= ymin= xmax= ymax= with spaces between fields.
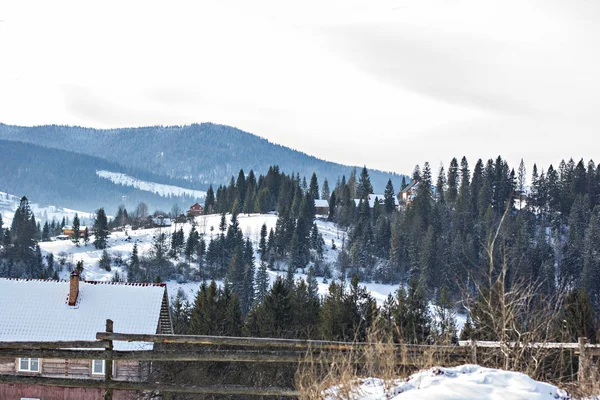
xmin=2 ymin=155 xmax=600 ymax=346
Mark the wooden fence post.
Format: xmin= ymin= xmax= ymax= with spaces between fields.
xmin=578 ymin=337 xmax=587 ymax=383
xmin=105 ymin=319 xmax=114 ymax=400
xmin=470 ymin=339 xmax=477 ymax=365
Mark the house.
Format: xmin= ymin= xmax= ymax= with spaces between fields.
xmin=187 ymin=203 xmax=204 ymax=218
xmin=62 ymin=225 xmax=90 ymax=237
xmin=314 ymin=199 xmax=330 ymax=217
xmin=151 ymin=215 xmax=172 ymax=227
xmin=398 ymin=180 xmax=419 ymax=205
xmin=0 ymin=272 xmax=173 ymax=400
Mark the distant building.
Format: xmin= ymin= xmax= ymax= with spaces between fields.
xmin=187 ymin=203 xmax=204 ymax=218
xmin=152 ymin=215 xmax=172 ymax=227
xmin=62 ymin=225 xmax=90 ymax=237
xmin=314 ymin=199 xmax=330 ymax=217
xmin=399 ymin=180 xmax=419 ymax=205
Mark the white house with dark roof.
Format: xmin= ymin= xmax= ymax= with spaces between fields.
xmin=0 ymin=272 xmax=173 ymax=399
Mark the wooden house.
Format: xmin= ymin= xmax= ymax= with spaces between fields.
xmin=187 ymin=203 xmax=204 ymax=218
xmin=0 ymin=273 xmax=173 ymax=400
xmin=398 ymin=180 xmax=419 ymax=205
xmin=314 ymin=199 xmax=330 ymax=217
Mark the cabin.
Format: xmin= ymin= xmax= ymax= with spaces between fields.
xmin=314 ymin=199 xmax=330 ymax=217
xmin=62 ymin=225 xmax=90 ymax=237
xmin=187 ymin=203 xmax=204 ymax=218
xmin=0 ymin=272 xmax=173 ymax=400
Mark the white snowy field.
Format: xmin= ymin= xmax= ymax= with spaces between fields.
xmin=96 ymin=170 xmax=207 ymax=199
xmin=0 ymin=191 xmax=94 ymax=226
xmin=325 ymin=365 xmax=575 ymax=400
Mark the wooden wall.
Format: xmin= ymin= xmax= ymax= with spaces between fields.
xmin=0 ymin=357 xmax=143 ymax=380
xmin=0 ymin=384 xmax=139 ymax=400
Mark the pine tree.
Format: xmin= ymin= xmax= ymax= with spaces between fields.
xmin=204 ymin=185 xmax=215 ymax=214
xmin=71 ymin=213 xmax=80 ymax=245
xmin=321 ymin=178 xmax=330 ymax=201
xmin=446 ymin=157 xmax=459 ymax=203
xmin=255 ymin=260 xmax=269 ymax=304
xmin=383 ymin=179 xmax=396 ymax=213
xmin=83 ymin=227 xmax=90 ymax=246
xmin=170 ymin=289 xmax=190 ymax=334
xmin=98 ymin=249 xmax=111 ymax=271
xmin=128 ymin=243 xmax=141 ymax=281
xmin=259 ymin=223 xmax=268 ymax=261
xmin=356 ymin=166 xmax=373 ymax=199
xmin=93 ymin=208 xmax=109 ymax=249
xmin=309 ymin=172 xmax=320 ymax=200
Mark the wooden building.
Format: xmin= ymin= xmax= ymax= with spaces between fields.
xmin=0 ymin=273 xmax=173 ymax=400
xmin=187 ymin=202 xmax=204 ymax=218
xmin=314 ymin=199 xmax=330 ymax=217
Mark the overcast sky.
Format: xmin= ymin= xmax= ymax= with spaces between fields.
xmin=1 ymin=0 xmax=598 ymax=176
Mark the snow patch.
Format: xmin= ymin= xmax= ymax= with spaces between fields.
xmin=96 ymin=170 xmax=206 ymax=199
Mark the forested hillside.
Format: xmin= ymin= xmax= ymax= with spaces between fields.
xmin=0 ymin=140 xmax=201 ymax=212
xmin=0 ymin=123 xmax=404 ymax=192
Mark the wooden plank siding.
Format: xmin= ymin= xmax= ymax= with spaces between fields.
xmin=0 ymin=384 xmax=139 ymax=400
xmin=0 ymin=358 xmax=144 ymax=380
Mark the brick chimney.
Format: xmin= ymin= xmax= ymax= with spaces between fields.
xmin=69 ymin=270 xmax=80 ymax=306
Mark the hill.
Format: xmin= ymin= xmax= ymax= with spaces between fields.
xmin=0 ymin=140 xmax=204 ymax=213
xmin=0 ymin=123 xmax=405 ymax=192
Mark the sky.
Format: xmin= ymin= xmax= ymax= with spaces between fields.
xmin=0 ymin=0 xmax=599 ymax=177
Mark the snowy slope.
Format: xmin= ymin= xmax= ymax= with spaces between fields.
xmin=96 ymin=170 xmax=206 ymax=199
xmin=0 ymin=191 xmax=95 ymax=226
xmin=37 ymin=213 xmax=399 ymax=301
xmin=325 ymin=365 xmax=573 ymax=400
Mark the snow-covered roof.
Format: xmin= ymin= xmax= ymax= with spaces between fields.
xmin=0 ymin=278 xmax=168 ymax=350
xmin=314 ymin=199 xmax=329 ymax=208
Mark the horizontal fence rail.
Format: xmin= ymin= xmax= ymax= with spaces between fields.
xmin=0 ymin=319 xmax=597 ymax=399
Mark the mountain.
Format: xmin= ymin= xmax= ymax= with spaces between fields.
xmin=0 ymin=140 xmax=204 ymax=213
xmin=0 ymin=123 xmax=405 ymax=193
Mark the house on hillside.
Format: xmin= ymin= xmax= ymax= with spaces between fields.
xmin=187 ymin=203 xmax=204 ymax=218
xmin=314 ymin=199 xmax=330 ymax=217
xmin=0 ymin=272 xmax=173 ymax=400
xmin=398 ymin=180 xmax=419 ymax=205
xmin=62 ymin=225 xmax=91 ymax=237
xmin=152 ymin=215 xmax=172 ymax=227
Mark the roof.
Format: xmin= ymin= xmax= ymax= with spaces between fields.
xmin=400 ymin=180 xmax=418 ymax=193
xmin=314 ymin=199 xmax=329 ymax=208
xmin=0 ymin=278 xmax=167 ymax=350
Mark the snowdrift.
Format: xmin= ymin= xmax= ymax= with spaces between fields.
xmin=325 ymin=365 xmax=572 ymax=400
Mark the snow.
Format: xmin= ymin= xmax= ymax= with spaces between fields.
xmin=96 ymin=170 xmax=206 ymax=199
xmin=325 ymin=365 xmax=573 ymax=400
xmin=36 ymin=212 xmax=465 ymax=331
xmin=0 ymin=191 xmax=94 ymax=226
xmin=0 ymin=278 xmax=166 ymax=350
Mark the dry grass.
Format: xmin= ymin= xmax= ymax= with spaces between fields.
xmin=295 ymin=324 xmax=468 ymax=399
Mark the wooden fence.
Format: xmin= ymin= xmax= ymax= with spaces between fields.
xmin=1 ymin=319 xmax=599 ymax=399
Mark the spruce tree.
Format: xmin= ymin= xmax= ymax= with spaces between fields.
xmin=447 ymin=157 xmax=459 ymax=203
xmin=204 ymin=185 xmax=215 ymax=214
xmin=309 ymin=172 xmax=319 ymax=200
xmin=356 ymin=166 xmax=373 ymax=199
xmin=259 ymin=223 xmax=267 ymax=261
xmin=383 ymin=179 xmax=396 ymax=213
xmin=98 ymin=249 xmax=111 ymax=271
xmin=255 ymin=260 xmax=269 ymax=304
xmin=72 ymin=213 xmax=80 ymax=245
xmin=93 ymin=208 xmax=109 ymax=249
xmin=321 ymin=178 xmax=330 ymax=201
